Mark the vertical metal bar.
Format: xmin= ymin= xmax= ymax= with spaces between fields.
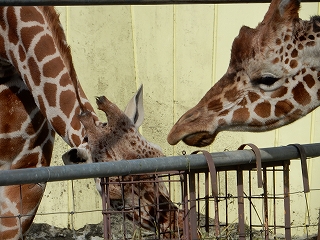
xmin=155 ymin=174 xmax=161 ymax=239
xmin=182 ymin=172 xmax=189 ymax=239
xmin=249 ymin=170 xmax=252 ymax=240
xmin=317 ymin=209 xmax=320 ymax=240
xmin=273 ymin=167 xmax=277 ymax=237
xmin=119 ymin=177 xmax=127 ymax=239
xmin=101 ymin=177 xmax=110 ymax=240
xmin=263 ymin=167 xmax=269 ymax=240
xmin=237 ymin=168 xmax=246 ymax=239
xmin=205 ymin=171 xmax=209 ymax=233
xmin=283 ymin=161 xmax=291 ymax=239
xmin=225 ymin=171 xmax=228 ymax=236
xmin=189 ymin=170 xmax=198 ymax=240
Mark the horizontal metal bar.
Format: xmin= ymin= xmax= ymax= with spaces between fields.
xmin=0 ymin=0 xmax=318 ymax=6
xmin=0 ymin=143 xmax=320 ymax=186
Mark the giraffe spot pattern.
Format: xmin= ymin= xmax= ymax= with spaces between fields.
xmin=224 ymin=87 xmax=238 ymax=102
xmin=290 ymin=59 xmax=298 ymax=68
xmin=60 ymin=90 xmax=76 ymax=118
xmin=6 ymin=7 xmax=19 ymax=45
xmin=254 ymin=101 xmax=271 ymax=118
xmin=292 ymin=82 xmax=311 ymax=105
xmin=34 ymin=35 xmax=56 ymax=62
xmin=271 ymin=86 xmax=288 ymax=98
xmin=43 ymin=57 xmax=65 ymax=78
xmin=27 ymin=57 xmax=41 ymax=86
xmin=291 ymin=49 xmax=298 ymax=58
xmin=20 ymin=26 xmax=44 ymax=50
xmin=232 ymin=107 xmax=250 ymax=122
xmin=20 ymin=7 xmax=44 ymax=24
xmin=208 ymin=98 xmax=223 ymax=111
xmin=275 ymin=100 xmax=294 ymax=117
xmin=303 ymin=74 xmax=315 ymax=88
xmin=43 ymin=82 xmax=57 ymax=107
xmin=248 ymin=92 xmax=260 ymax=103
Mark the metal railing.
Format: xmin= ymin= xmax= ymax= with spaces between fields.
xmin=0 ymin=0 xmax=318 ymax=6
xmin=1 ymin=143 xmax=320 ymax=186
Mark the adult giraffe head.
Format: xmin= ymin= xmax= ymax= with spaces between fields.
xmin=168 ymin=0 xmax=320 ymax=147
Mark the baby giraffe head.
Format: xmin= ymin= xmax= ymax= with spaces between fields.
xmin=78 ymin=87 xmax=164 ymax=164
xmin=62 ymin=85 xmax=163 ymax=165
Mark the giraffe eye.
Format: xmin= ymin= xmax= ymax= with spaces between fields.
xmin=253 ymin=75 xmax=282 ymax=91
xmin=256 ymin=76 xmax=279 ymax=86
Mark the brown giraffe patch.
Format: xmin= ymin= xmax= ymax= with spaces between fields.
xmin=43 ymin=57 xmax=65 ymax=78
xmin=272 ymin=57 xmax=279 ymax=64
xmin=60 ymin=90 xmax=76 ymax=118
xmin=317 ymin=89 xmax=320 ymax=100
xmin=292 ymin=82 xmax=311 ymax=105
xmin=208 ymin=98 xmax=223 ymax=111
xmin=287 ymin=44 xmax=292 ymax=50
xmin=284 ymin=35 xmax=291 ymax=41
xmin=20 ymin=26 xmax=44 ymax=50
xmin=254 ymin=101 xmax=271 ymax=118
xmin=51 ymin=115 xmax=66 ymax=136
xmin=248 ymin=92 xmax=260 ymax=103
xmin=11 ymin=153 xmax=40 ymax=169
xmin=291 ymin=49 xmax=298 ymax=58
xmin=290 ymin=59 xmax=298 ymax=68
xmin=219 ymin=109 xmax=229 ymax=116
xmin=6 ymin=7 xmax=19 ymax=45
xmin=271 ymin=86 xmax=288 ymax=98
xmin=34 ymin=35 xmax=56 ymax=62
xmin=306 ymin=41 xmax=315 ymax=47
xmin=308 ymin=35 xmax=315 ymax=40
xmin=303 ymin=74 xmax=315 ymax=88
xmin=275 ymin=100 xmax=294 ymax=117
xmin=71 ymin=134 xmax=82 ymax=146
xmin=275 ymin=38 xmax=281 ymax=45
xmin=20 ymin=7 xmax=44 ymax=24
xmin=224 ymin=87 xmax=238 ymax=102
xmin=43 ymin=82 xmax=57 ymax=107
xmin=27 ymin=57 xmax=41 ymax=86
xmin=232 ymin=107 xmax=250 ymax=123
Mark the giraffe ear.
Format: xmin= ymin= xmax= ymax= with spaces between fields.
xmin=124 ymin=85 xmax=144 ymax=128
xmin=278 ymin=0 xmax=300 ymax=18
xmin=262 ymin=0 xmax=300 ymax=24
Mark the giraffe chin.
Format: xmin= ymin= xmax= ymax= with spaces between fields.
xmin=182 ymin=131 xmax=216 ymax=147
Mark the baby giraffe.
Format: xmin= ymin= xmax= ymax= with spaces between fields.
xmin=75 ymin=87 xmax=185 ymax=238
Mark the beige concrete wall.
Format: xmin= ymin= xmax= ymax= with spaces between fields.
xmin=33 ymin=3 xmax=320 ymax=236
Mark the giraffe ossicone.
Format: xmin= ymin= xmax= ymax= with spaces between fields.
xmin=168 ymin=0 xmax=320 ymax=147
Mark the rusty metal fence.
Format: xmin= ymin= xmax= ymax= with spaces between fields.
xmin=1 ymin=143 xmax=320 ymax=239
xmin=99 ymin=144 xmax=319 ymax=239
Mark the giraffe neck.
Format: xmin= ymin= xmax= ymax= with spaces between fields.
xmin=0 ymin=6 xmax=96 ymax=147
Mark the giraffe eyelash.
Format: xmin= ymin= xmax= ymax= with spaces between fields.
xmin=252 ymin=75 xmax=283 ymax=91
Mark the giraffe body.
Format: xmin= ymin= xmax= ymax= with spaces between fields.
xmin=0 ymin=6 xmax=96 ymax=239
xmin=0 ymin=7 xmax=185 ymax=239
xmin=168 ymin=0 xmax=320 ymax=147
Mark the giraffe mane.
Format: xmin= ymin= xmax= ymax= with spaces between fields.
xmin=42 ymin=6 xmax=86 ymax=112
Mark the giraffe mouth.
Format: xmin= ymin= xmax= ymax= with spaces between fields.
xmin=182 ymin=131 xmax=216 ymax=147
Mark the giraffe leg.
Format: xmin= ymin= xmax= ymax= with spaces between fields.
xmin=0 ymin=183 xmax=46 ymax=240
